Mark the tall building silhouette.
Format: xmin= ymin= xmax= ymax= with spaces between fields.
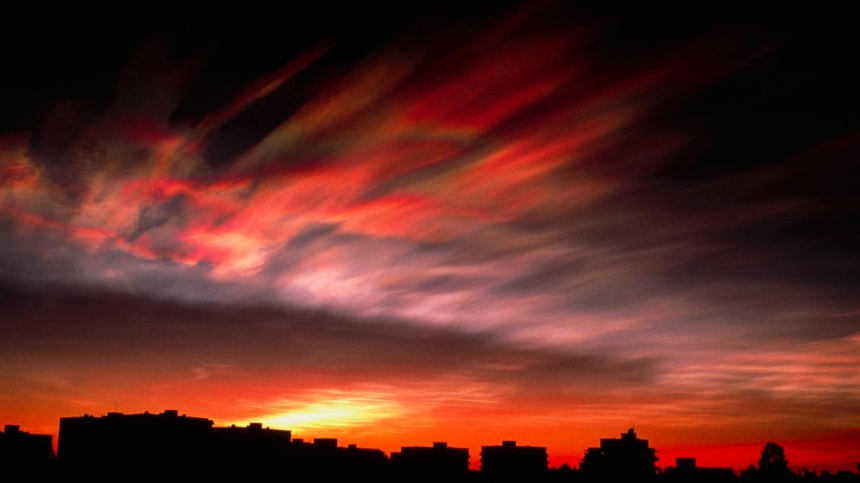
xmin=581 ymin=428 xmax=658 ymax=483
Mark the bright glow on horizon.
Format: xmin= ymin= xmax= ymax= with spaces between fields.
xmin=243 ymin=393 xmax=405 ymax=433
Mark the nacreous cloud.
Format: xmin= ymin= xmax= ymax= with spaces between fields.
xmin=0 ymin=1 xmax=859 ymax=452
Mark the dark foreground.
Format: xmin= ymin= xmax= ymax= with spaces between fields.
xmin=2 ymin=410 xmax=858 ymax=482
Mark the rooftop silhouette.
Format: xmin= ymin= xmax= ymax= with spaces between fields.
xmin=391 ymin=441 xmax=470 ymax=481
xmin=663 ymin=457 xmax=737 ymax=483
xmin=581 ymin=428 xmax=658 ymax=482
xmin=0 ymin=424 xmax=53 ymax=479
xmin=481 ymin=440 xmax=548 ymax=481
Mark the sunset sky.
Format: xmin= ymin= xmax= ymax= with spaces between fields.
xmin=1 ymin=1 xmax=859 ymax=472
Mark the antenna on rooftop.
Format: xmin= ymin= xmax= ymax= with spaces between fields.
xmin=114 ymin=382 xmax=118 ymax=412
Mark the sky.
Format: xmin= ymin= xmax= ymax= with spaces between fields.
xmin=1 ymin=1 xmax=859 ymax=472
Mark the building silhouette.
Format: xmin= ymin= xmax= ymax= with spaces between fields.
xmin=58 ymin=410 xmax=214 ymax=480
xmin=663 ymin=457 xmax=737 ymax=483
xmin=0 ymin=424 xmax=54 ymax=479
xmin=391 ymin=442 xmax=470 ymax=480
xmin=337 ymin=443 xmax=389 ymax=478
xmin=57 ymin=411 xmax=391 ymax=482
xmin=481 ymin=440 xmax=549 ymax=481
xmin=293 ymin=437 xmax=388 ymax=482
xmin=37 ymin=408 xmax=860 ymax=483
xmin=212 ymin=422 xmax=292 ymax=481
xmin=580 ymin=428 xmax=658 ymax=483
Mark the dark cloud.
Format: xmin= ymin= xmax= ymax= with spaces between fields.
xmin=128 ymin=194 xmax=190 ymax=242
xmin=0 ymin=285 xmax=657 ymax=394
xmin=26 ymin=100 xmax=101 ymax=207
xmin=0 ymin=220 xmax=268 ymax=305
xmin=285 ymin=223 xmax=342 ymax=250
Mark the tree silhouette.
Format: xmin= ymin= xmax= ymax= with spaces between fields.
xmin=757 ymin=442 xmax=794 ymax=482
xmin=758 ymin=442 xmax=789 ymax=473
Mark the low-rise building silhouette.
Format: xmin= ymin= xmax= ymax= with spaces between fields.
xmin=287 ymin=436 xmax=388 ymax=481
xmin=212 ymin=422 xmax=292 ymax=481
xmin=391 ymin=441 xmax=470 ymax=479
xmin=57 ymin=411 xmax=389 ymax=482
xmin=0 ymin=424 xmax=54 ymax=478
xmin=337 ymin=443 xmax=388 ymax=477
xmin=662 ymin=457 xmax=737 ymax=483
xmin=481 ymin=440 xmax=549 ymax=480
xmin=58 ymin=410 xmax=214 ymax=480
xmin=581 ymin=428 xmax=658 ymax=483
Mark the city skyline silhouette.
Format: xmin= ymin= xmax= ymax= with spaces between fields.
xmin=3 ymin=409 xmax=859 ymax=482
